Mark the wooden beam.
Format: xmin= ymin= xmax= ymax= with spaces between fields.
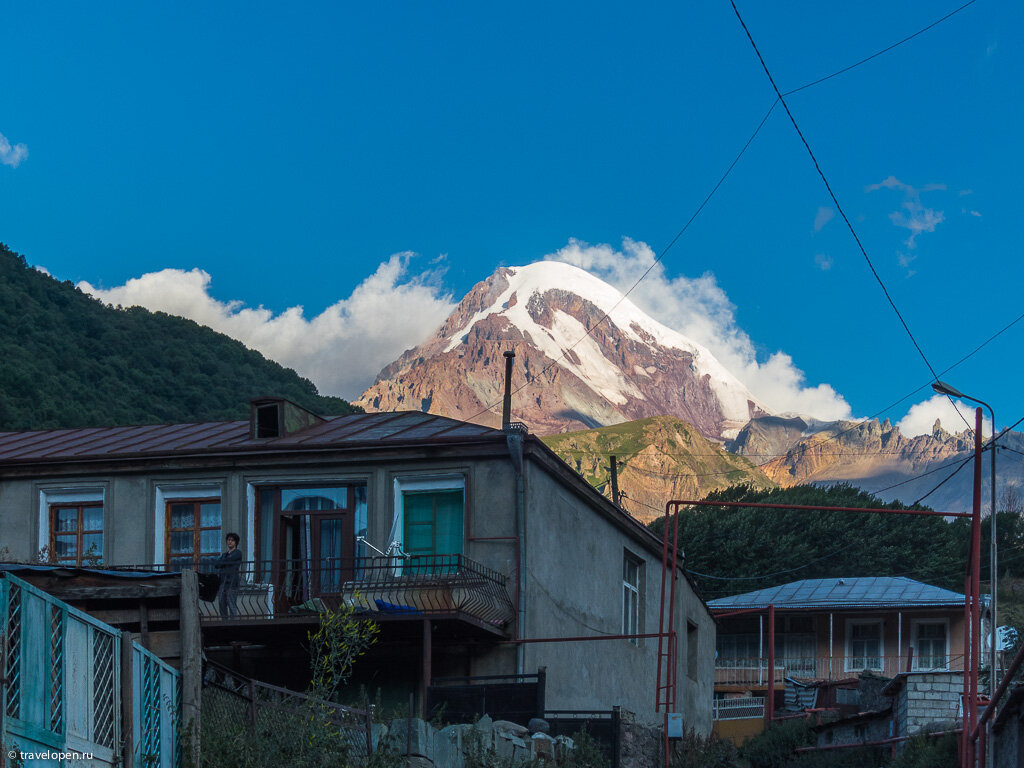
xmin=180 ymin=570 xmax=202 ymax=764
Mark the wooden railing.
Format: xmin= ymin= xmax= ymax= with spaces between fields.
xmin=714 ymin=654 xmax=967 ymax=685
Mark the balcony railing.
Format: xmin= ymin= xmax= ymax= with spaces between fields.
xmin=714 ymin=654 xmax=967 ymax=685
xmin=115 ymin=555 xmax=515 ymax=631
xmin=712 ymin=696 xmax=765 ymax=721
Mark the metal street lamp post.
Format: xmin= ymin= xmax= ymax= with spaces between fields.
xmin=932 ymin=380 xmax=997 ymax=766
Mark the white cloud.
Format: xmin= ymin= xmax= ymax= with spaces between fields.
xmin=546 ymin=238 xmax=852 ymax=420
xmin=814 ymin=253 xmax=833 ymax=271
xmin=813 ymin=206 xmax=834 ymax=233
xmin=78 ymin=254 xmax=456 ymax=399
xmin=0 ymin=131 xmax=28 ymax=168
xmin=34 ymin=265 xmax=50 ymax=276
xmin=897 ymin=395 xmax=992 ymax=438
xmin=866 ymin=175 xmax=945 ymax=249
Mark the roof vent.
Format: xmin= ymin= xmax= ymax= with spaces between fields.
xmin=838 ymin=579 xmax=846 ymax=586
xmin=250 ymin=397 xmax=326 ymax=439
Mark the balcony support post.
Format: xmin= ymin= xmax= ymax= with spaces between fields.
xmin=421 ymin=618 xmax=432 ymax=719
xmin=765 ymin=604 xmax=775 ymax=726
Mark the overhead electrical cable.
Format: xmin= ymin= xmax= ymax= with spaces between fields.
xmin=727 ymin=0 xmax=973 ymax=434
xmin=782 ymin=0 xmax=980 ymax=97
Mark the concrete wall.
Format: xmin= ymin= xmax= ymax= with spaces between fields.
xmin=519 ymin=459 xmax=714 ymax=732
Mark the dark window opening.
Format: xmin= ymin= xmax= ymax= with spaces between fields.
xmin=255 ymin=404 xmax=281 ymax=438
xmin=687 ymin=621 xmax=699 ymax=680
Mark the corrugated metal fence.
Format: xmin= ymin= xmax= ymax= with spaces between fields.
xmin=1 ymin=573 xmax=181 ymax=768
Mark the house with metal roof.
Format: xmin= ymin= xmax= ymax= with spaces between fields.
xmin=0 ymin=394 xmax=714 ymax=732
xmin=707 ymin=577 xmax=984 ymax=744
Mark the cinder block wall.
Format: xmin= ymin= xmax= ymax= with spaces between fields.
xmin=895 ymin=672 xmax=962 ymax=737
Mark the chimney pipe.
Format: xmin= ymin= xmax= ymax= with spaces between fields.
xmin=502 ymin=350 xmax=515 ymax=428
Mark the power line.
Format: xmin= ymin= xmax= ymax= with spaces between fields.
xmin=782 ymin=1 xmax=980 ymax=97
xmin=727 ymin=0 xmax=973 ymax=434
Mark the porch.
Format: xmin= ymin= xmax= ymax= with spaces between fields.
xmin=714 ymin=654 xmax=967 ymax=686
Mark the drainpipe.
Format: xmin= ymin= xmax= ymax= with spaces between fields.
xmin=502 ymin=351 xmax=528 ymax=675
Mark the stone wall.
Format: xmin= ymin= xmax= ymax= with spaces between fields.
xmin=893 ymin=672 xmax=962 ymax=737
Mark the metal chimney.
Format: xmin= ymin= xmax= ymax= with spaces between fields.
xmin=502 ymin=350 xmax=515 ymax=429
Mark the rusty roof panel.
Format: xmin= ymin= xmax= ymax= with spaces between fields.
xmin=0 ymin=411 xmax=504 ymax=465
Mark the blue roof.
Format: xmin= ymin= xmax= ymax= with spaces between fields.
xmin=709 ymin=577 xmax=969 ymax=611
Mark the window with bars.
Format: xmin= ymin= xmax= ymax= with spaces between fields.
xmin=622 ymin=552 xmax=642 ymax=644
xmin=165 ymin=499 xmax=222 ymax=567
xmin=50 ymin=503 xmax=104 ymax=566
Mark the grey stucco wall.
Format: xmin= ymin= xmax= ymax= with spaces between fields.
xmin=520 ymin=460 xmax=714 ymax=732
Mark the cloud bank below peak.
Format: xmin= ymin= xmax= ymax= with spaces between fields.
xmin=79 ymin=254 xmax=456 ymax=400
xmin=545 ymin=238 xmax=853 ymax=422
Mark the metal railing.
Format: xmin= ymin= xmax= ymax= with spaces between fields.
xmin=114 ymin=554 xmax=515 ymax=629
xmin=714 ymin=654 xmax=967 ymax=685
xmin=712 ymin=696 xmax=765 ymax=721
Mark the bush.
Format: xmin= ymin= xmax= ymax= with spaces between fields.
xmin=740 ymin=720 xmax=815 ymax=768
xmin=671 ymin=728 xmax=741 ymax=768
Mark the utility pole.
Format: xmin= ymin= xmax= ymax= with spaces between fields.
xmin=607 ymin=455 xmax=620 ymax=506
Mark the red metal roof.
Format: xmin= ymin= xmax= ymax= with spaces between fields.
xmin=0 ymin=411 xmax=503 ymax=464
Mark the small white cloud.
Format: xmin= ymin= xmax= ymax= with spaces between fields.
xmin=986 ymin=40 xmax=998 ymax=57
xmin=970 ymin=210 xmax=982 ymax=218
xmin=814 ymin=253 xmax=833 ymax=271
xmin=867 ymin=175 xmax=946 ymax=249
xmin=897 ymin=395 xmax=992 ymax=438
xmin=79 ymin=254 xmax=456 ymax=399
xmin=959 ymin=189 xmax=973 ymax=196
xmin=813 ymin=206 xmax=834 ymax=233
xmin=0 ymin=131 xmax=28 ymax=168
xmin=546 ymin=238 xmax=852 ymax=420
xmin=34 ymin=265 xmax=51 ymax=276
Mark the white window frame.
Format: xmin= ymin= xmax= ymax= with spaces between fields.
xmin=38 ymin=487 xmax=105 ymax=561
xmin=390 ymin=475 xmax=465 ymax=553
xmin=911 ymin=618 xmax=950 ymax=671
xmin=622 ymin=550 xmax=642 ymax=645
xmin=845 ymin=618 xmax=884 ymax=672
xmin=154 ymin=483 xmax=222 ymax=566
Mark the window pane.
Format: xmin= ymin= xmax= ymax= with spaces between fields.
xmin=200 ymin=529 xmax=222 ymax=554
xmin=55 ymin=537 xmax=77 ymax=560
xmin=169 ymin=503 xmax=194 ymax=529
xmin=170 ymin=531 xmax=194 ymax=555
xmin=403 ymin=493 xmax=434 ymax=524
xmin=435 ymin=505 xmax=463 ymax=555
xmin=200 ymin=502 xmax=221 ymax=528
xmin=55 ymin=508 xmax=78 ymax=532
xmin=405 ymin=523 xmax=433 ymax=553
xmin=282 ymin=487 xmax=348 ymax=511
xmin=82 ymin=534 xmax=103 ymax=561
xmin=81 ymin=506 xmax=103 ymax=531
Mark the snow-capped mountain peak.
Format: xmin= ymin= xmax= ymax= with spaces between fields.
xmin=358 ymin=262 xmax=769 ymax=439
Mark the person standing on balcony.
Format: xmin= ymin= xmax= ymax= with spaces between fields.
xmin=213 ymin=532 xmax=242 ymax=618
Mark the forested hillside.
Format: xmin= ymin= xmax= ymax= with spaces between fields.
xmin=650 ymin=484 xmax=1005 ymax=601
xmin=0 ymin=243 xmax=358 ymax=430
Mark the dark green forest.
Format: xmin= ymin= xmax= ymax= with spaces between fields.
xmin=0 ymin=242 xmax=358 ymax=430
xmin=651 ymin=484 xmax=1024 ymax=601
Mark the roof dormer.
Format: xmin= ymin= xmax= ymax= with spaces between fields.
xmin=249 ymin=397 xmax=325 ymax=439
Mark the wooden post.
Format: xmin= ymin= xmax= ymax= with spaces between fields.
xmin=180 ymin=570 xmax=202 ymax=765
xmin=138 ymin=600 xmax=150 ymax=649
xmin=608 ymin=456 xmax=620 ymax=507
xmin=421 ymin=619 xmax=432 ymax=718
xmin=765 ymin=604 xmax=775 ymax=726
xmin=120 ymin=630 xmax=135 ymax=768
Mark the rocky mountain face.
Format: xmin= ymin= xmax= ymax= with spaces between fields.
xmin=729 ymin=415 xmax=1023 ymax=513
xmin=540 ymin=416 xmax=776 ymax=523
xmin=357 ymin=262 xmax=767 ymax=439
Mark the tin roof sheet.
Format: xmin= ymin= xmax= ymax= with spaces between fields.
xmin=709 ymin=577 xmax=967 ymax=611
xmin=0 ymin=411 xmax=504 ymax=464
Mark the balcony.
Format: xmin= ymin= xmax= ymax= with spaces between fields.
xmin=713 ymin=696 xmax=766 ymax=721
xmin=117 ymin=555 xmax=515 ymax=634
xmin=714 ymin=654 xmax=967 ymax=686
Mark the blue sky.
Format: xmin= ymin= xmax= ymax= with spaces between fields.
xmin=1 ymin=1 xmax=1020 ymax=432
